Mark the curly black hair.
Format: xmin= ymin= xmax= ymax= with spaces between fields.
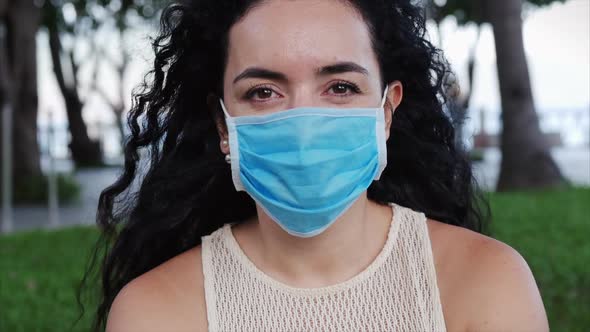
xmin=75 ymin=0 xmax=489 ymax=330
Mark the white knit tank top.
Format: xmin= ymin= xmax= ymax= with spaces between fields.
xmin=201 ymin=203 xmax=446 ymax=331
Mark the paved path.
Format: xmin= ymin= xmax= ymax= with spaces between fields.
xmin=3 ymin=147 xmax=589 ymax=234
xmin=473 ymin=147 xmax=590 ymax=189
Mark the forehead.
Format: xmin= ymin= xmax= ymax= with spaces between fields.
xmin=226 ymin=0 xmax=378 ymax=78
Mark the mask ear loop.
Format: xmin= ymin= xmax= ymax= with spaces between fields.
xmin=217 ymin=98 xmax=245 ymax=191
xmin=218 ymin=98 xmax=232 ymax=119
xmin=375 ymin=84 xmax=389 ymax=181
xmin=380 ymin=84 xmax=389 ymax=110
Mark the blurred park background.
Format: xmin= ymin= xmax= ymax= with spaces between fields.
xmin=0 ymin=0 xmax=589 ymax=331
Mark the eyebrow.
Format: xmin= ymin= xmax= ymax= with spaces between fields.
xmin=232 ymin=61 xmax=369 ymax=84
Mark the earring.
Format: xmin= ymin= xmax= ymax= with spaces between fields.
xmin=222 ymin=140 xmax=230 ymax=163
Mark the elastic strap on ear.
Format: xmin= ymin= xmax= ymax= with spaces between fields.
xmin=218 ymin=98 xmax=231 ymax=118
xmin=374 ymin=83 xmax=389 ymax=180
xmin=380 ymin=84 xmax=389 ymax=109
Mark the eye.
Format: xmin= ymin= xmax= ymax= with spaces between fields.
xmin=328 ymin=81 xmax=361 ymax=96
xmin=245 ymin=86 xmax=278 ymax=101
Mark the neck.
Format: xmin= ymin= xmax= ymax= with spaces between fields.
xmin=234 ymin=194 xmax=393 ymax=288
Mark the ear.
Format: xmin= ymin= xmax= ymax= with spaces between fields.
xmin=207 ymin=93 xmax=230 ymax=155
xmin=383 ymin=81 xmax=403 ymax=141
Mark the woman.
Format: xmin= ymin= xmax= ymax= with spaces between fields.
xmin=86 ymin=0 xmax=549 ymax=331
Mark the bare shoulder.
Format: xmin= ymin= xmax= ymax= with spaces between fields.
xmin=426 ymin=219 xmax=549 ymax=332
xmin=105 ymin=245 xmax=207 ymax=332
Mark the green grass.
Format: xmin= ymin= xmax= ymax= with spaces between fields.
xmin=0 ymin=226 xmax=100 ymax=332
xmin=0 ymin=187 xmax=588 ymax=331
xmin=488 ymin=187 xmax=590 ymax=331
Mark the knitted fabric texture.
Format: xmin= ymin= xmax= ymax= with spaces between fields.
xmin=201 ymin=203 xmax=446 ymax=331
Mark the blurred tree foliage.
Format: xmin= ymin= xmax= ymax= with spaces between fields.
xmin=14 ymin=173 xmax=81 ymax=204
xmin=426 ymin=0 xmax=568 ymax=191
xmin=39 ymin=0 xmax=165 ymax=167
xmin=427 ymin=0 xmax=566 ymax=24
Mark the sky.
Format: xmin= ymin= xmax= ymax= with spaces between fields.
xmin=35 ymin=0 xmax=590 ymax=152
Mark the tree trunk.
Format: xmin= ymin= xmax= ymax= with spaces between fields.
xmin=47 ymin=23 xmax=102 ymax=167
xmin=485 ymin=0 xmax=566 ymax=191
xmin=0 ymin=0 xmax=42 ymax=186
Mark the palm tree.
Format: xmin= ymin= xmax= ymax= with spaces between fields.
xmin=428 ymin=0 xmax=567 ymax=190
xmin=484 ymin=0 xmax=565 ymax=190
xmin=0 ymin=0 xmax=43 ymax=188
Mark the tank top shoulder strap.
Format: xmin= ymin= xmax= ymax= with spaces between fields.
xmin=389 ymin=203 xmax=446 ymax=330
xmin=201 ymin=225 xmax=229 ymax=331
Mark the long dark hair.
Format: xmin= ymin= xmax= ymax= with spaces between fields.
xmin=77 ymin=0 xmax=489 ymax=330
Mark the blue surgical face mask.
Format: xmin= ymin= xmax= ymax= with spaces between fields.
xmin=219 ymin=85 xmax=389 ymax=238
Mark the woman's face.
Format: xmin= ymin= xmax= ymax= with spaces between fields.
xmin=217 ymin=0 xmax=402 ymax=149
